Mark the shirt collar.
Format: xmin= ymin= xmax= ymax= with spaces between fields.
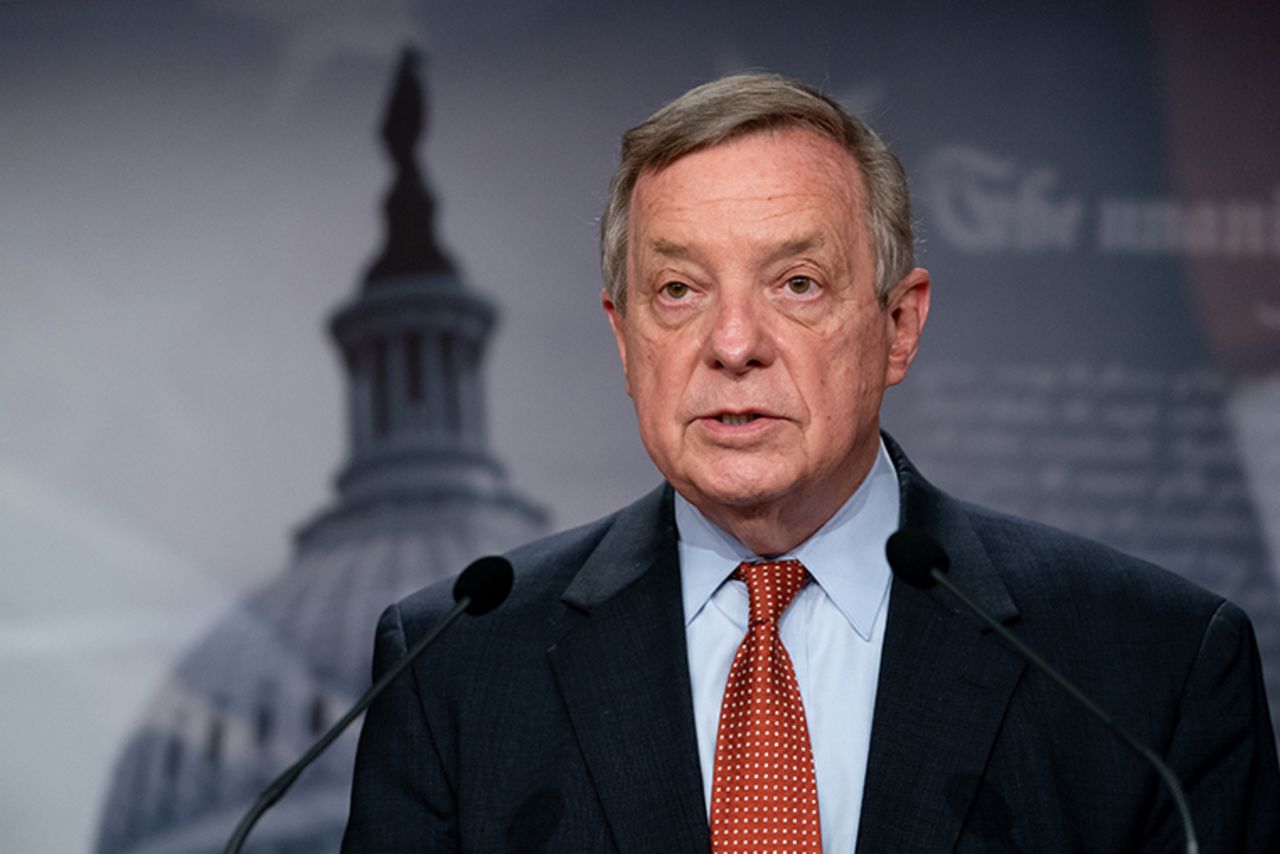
xmin=676 ymin=439 xmax=899 ymax=640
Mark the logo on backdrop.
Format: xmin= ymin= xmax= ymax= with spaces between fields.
xmin=922 ymin=147 xmax=1082 ymax=253
xmin=921 ymin=145 xmax=1280 ymax=259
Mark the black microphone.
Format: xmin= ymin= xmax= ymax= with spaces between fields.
xmin=885 ymin=530 xmax=1199 ymax=854
xmin=222 ymin=555 xmax=514 ymax=854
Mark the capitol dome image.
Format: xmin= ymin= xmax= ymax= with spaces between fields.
xmin=93 ymin=50 xmax=546 ymax=854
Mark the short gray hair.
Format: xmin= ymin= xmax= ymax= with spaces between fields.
xmin=600 ymin=73 xmax=914 ymax=311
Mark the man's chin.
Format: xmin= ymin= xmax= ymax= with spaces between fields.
xmin=675 ymin=476 xmax=794 ymax=518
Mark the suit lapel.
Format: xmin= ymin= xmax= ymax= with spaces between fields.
xmin=546 ymin=486 xmax=710 ymax=854
xmin=855 ymin=439 xmax=1027 ymax=853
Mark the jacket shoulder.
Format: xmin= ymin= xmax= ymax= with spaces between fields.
xmin=887 ymin=431 xmax=1225 ymax=625
xmin=393 ymin=484 xmax=668 ymax=630
xmin=960 ymin=498 xmax=1224 ymax=620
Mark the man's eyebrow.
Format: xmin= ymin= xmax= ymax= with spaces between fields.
xmin=765 ymin=234 xmax=825 ymax=265
xmin=647 ymin=238 xmax=693 ymax=259
xmin=646 ymin=234 xmax=826 ymax=262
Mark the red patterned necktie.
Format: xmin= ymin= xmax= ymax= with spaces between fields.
xmin=710 ymin=559 xmax=822 ymax=853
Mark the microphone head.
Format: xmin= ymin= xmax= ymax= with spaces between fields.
xmin=452 ymin=556 xmax=514 ymax=616
xmin=885 ymin=529 xmax=949 ymax=589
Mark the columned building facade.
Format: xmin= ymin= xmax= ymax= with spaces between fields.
xmin=95 ymin=51 xmax=546 ymax=854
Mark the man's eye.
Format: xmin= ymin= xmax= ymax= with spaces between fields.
xmin=786 ymin=276 xmax=816 ymax=295
xmin=662 ymin=281 xmax=691 ymax=299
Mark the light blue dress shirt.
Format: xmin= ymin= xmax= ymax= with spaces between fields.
xmin=677 ymin=439 xmax=899 ymax=854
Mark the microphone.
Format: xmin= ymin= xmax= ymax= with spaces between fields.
xmin=222 ymin=555 xmax=514 ymax=854
xmin=885 ymin=530 xmax=1199 ymax=854
xmin=452 ymin=555 xmax=514 ymax=615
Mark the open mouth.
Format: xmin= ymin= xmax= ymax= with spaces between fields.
xmin=718 ymin=413 xmax=762 ymax=426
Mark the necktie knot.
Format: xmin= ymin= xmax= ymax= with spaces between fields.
xmin=734 ymin=559 xmax=810 ymax=626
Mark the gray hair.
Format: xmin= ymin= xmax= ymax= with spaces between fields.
xmin=600 ymin=73 xmax=914 ymax=312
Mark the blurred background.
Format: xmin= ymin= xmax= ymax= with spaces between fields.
xmin=2 ymin=1 xmax=1278 ymax=851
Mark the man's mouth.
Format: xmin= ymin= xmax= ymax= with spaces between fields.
xmin=717 ymin=413 xmax=763 ymax=426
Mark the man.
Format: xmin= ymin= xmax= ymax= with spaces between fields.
xmin=343 ymin=74 xmax=1279 ymax=852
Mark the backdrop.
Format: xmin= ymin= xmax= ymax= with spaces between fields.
xmin=3 ymin=1 xmax=1278 ymax=851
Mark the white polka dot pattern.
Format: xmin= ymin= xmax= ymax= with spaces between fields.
xmin=709 ymin=560 xmax=822 ymax=854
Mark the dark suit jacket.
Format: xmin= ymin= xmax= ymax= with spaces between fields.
xmin=342 ymin=440 xmax=1280 ymax=853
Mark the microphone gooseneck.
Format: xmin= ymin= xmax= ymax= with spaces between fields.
xmin=884 ymin=530 xmax=1199 ymax=854
xmin=223 ymin=555 xmax=515 ymax=854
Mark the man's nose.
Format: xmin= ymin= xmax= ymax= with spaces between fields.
xmin=705 ymin=289 xmax=776 ymax=373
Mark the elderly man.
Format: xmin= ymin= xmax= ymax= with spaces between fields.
xmin=342 ymin=74 xmax=1279 ymax=853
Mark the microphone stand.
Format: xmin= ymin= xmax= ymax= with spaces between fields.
xmin=925 ymin=566 xmax=1199 ymax=854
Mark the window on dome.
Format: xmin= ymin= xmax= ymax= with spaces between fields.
xmin=163 ymin=734 xmax=183 ymax=782
xmin=406 ymin=331 xmax=424 ymax=403
xmin=372 ymin=337 xmax=390 ymax=438
xmin=256 ymin=703 xmax=274 ymax=747
xmin=205 ymin=715 xmax=223 ymax=767
xmin=309 ymin=694 xmax=327 ymax=735
xmin=442 ymin=332 xmax=461 ymax=432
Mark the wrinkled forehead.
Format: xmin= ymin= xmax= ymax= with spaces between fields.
xmin=627 ymin=127 xmax=871 ymax=257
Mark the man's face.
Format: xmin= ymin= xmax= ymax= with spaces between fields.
xmin=604 ymin=127 xmax=929 ymax=550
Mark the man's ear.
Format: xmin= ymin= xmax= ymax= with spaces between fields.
xmin=884 ymin=267 xmax=931 ymax=388
xmin=602 ymin=288 xmax=632 ymax=396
